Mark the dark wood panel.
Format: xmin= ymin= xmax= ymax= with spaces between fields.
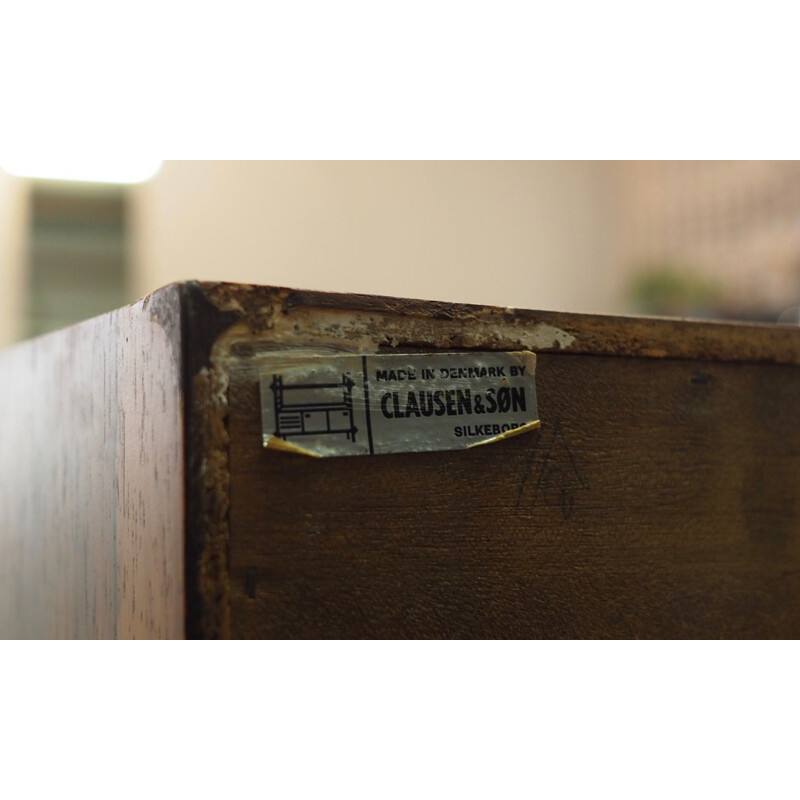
xmin=0 ymin=286 xmax=184 ymax=638
xmin=224 ymin=350 xmax=800 ymax=638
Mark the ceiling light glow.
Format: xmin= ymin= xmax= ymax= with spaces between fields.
xmin=0 ymin=158 xmax=163 ymax=185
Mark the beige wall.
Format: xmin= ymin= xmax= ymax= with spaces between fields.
xmin=0 ymin=173 xmax=27 ymax=348
xmin=131 ymin=161 xmax=620 ymax=314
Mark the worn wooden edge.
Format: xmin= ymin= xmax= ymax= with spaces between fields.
xmin=193 ymin=280 xmax=800 ymax=366
xmin=282 ymin=287 xmax=800 ymax=365
xmin=179 ymin=284 xmax=241 ymax=639
xmin=231 ymin=283 xmax=800 ymax=364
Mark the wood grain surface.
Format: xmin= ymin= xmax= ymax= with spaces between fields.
xmin=223 ymin=352 xmax=800 ymax=638
xmin=0 ymin=286 xmax=184 ymax=638
xmin=3 ymin=280 xmax=800 ymax=638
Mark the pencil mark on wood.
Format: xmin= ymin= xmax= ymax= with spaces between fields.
xmin=517 ymin=420 xmax=588 ymax=519
xmin=515 ymin=430 xmax=543 ymax=508
xmin=536 ymin=421 xmax=588 ymax=519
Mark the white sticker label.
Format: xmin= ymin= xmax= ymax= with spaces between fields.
xmin=259 ymin=351 xmax=539 ymax=457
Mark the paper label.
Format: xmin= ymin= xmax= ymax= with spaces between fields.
xmin=259 ymin=351 xmax=539 ymax=457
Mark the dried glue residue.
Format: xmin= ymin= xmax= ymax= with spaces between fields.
xmin=526 ymin=323 xmax=575 ymax=351
xmin=465 ymin=418 xmax=542 ymax=449
xmin=264 ymin=436 xmax=323 ymax=458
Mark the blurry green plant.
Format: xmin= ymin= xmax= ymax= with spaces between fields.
xmin=628 ymin=263 xmax=724 ymax=317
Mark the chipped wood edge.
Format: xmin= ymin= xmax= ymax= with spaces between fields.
xmin=197 ymin=280 xmax=800 ymax=366
xmin=180 ymin=285 xmax=241 ymax=639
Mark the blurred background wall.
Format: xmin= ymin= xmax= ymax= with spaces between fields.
xmin=2 ymin=160 xmax=800 ymax=350
xmin=617 ymin=161 xmax=800 ymax=320
xmin=129 ymin=160 xmax=619 ymax=312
